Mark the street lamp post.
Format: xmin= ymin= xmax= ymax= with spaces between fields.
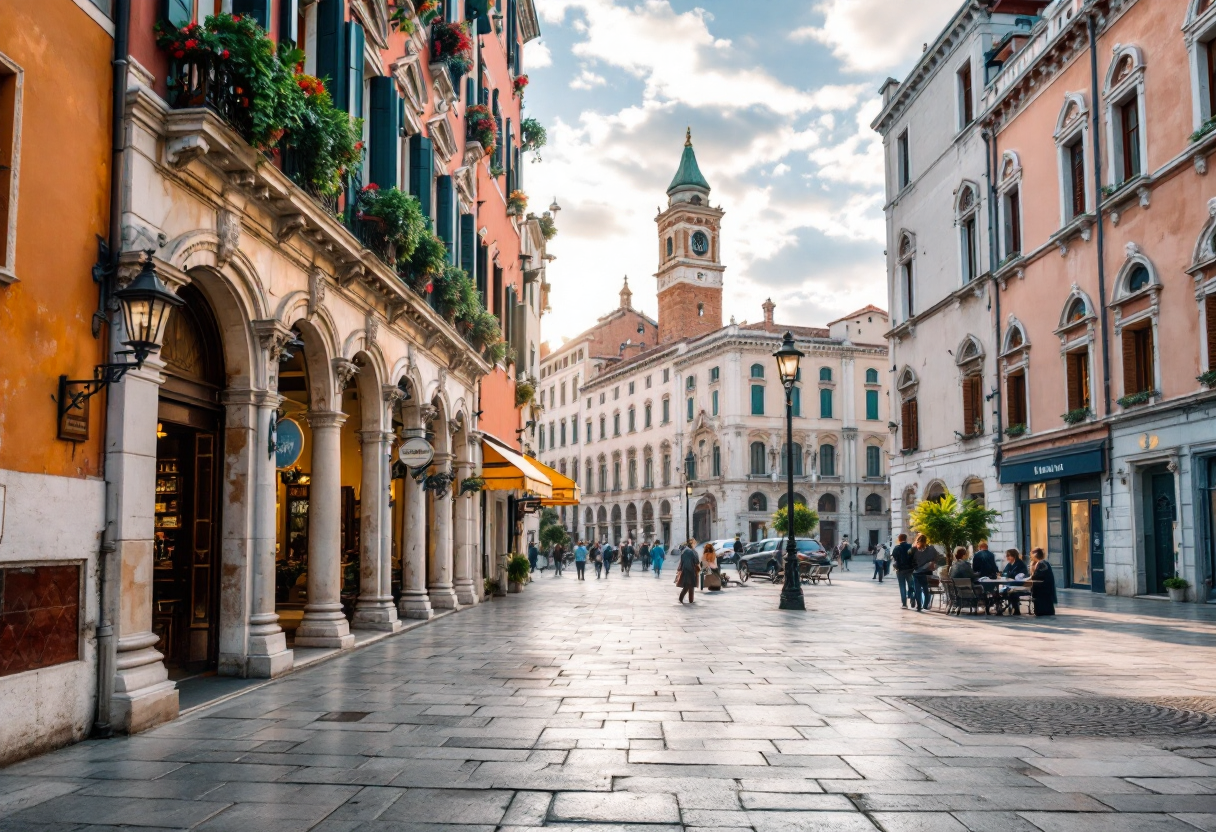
xmin=684 ymin=449 xmax=695 ymax=545
xmin=774 ymin=331 xmax=806 ymax=612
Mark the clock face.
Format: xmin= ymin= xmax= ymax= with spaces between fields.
xmin=691 ymin=231 xmax=709 ymax=256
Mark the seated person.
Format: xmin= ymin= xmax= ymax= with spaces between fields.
xmin=948 ymin=547 xmax=976 ymax=581
xmin=972 ymin=540 xmax=1000 ymax=580
xmin=999 ymin=548 xmax=1030 ymax=614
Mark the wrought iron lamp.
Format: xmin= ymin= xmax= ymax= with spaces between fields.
xmin=774 ymin=331 xmax=806 ymax=611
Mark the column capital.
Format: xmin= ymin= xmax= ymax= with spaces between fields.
xmin=307 ymin=410 xmax=348 ymax=430
xmin=222 ymin=387 xmax=283 ymax=409
xmin=356 ymin=429 xmax=394 ymax=446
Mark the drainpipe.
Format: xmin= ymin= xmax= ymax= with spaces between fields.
xmin=94 ymin=0 xmax=131 ymax=739
xmin=1087 ymin=13 xmax=1112 ymax=418
xmin=983 ymin=127 xmax=1003 ymax=472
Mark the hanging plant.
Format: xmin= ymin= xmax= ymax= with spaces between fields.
xmin=520 ymin=117 xmax=547 ymax=160
xmin=402 ymin=231 xmax=448 ymax=291
xmin=470 ymin=310 xmax=502 ymax=349
xmin=459 ymin=476 xmax=486 ymax=496
xmin=538 ymin=214 xmax=557 ymax=240
xmin=466 ymin=104 xmax=497 ymax=157
xmin=513 ymin=74 xmax=529 ymax=97
xmin=507 ymin=189 xmax=528 ymax=215
xmin=284 ymin=75 xmax=363 ymax=197
xmin=514 ymin=378 xmax=536 ymax=409
xmin=388 ymin=1 xmax=418 ymax=34
xmin=431 ymin=20 xmax=473 ymax=77
xmin=355 ymin=184 xmax=428 ymax=263
xmin=416 ymin=0 xmax=441 ymax=23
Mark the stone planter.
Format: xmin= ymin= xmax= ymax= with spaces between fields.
xmin=508 ymin=581 xmax=523 ymax=593
xmin=1168 ymin=586 xmax=1188 ymax=602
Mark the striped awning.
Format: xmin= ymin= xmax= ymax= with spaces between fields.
xmin=481 ymin=432 xmax=552 ymax=497
xmin=526 ymin=456 xmax=581 ymax=506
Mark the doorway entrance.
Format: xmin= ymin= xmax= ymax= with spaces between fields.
xmin=153 ymin=285 xmax=224 ymax=676
xmin=820 ymin=521 xmax=837 ymax=550
xmin=1143 ymin=466 xmax=1177 ymax=595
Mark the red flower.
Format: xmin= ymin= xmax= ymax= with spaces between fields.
xmin=233 ymin=13 xmax=242 ymax=20
xmin=354 ymin=140 xmax=364 ymax=151
xmin=241 ymin=96 xmax=250 ymax=106
xmin=174 ymin=50 xmax=185 ymax=59
xmin=425 ymin=281 xmax=434 ymax=293
xmin=221 ymin=49 xmax=230 ymax=59
xmin=362 ymin=183 xmax=380 ymax=192
xmin=184 ymin=39 xmax=198 ymax=48
xmin=171 ymin=41 xmax=180 ymax=49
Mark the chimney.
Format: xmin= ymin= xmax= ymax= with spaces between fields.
xmin=762 ymin=298 xmax=776 ymax=332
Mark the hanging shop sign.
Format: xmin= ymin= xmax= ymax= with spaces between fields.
xmin=398 ymin=436 xmax=435 ymax=469
xmin=275 ymin=418 xmax=305 ymax=469
xmin=999 ymin=441 xmax=1105 ymax=485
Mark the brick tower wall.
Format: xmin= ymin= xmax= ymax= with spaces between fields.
xmin=658 ymin=283 xmax=723 ymax=343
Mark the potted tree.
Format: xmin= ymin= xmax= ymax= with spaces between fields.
xmin=507 ymin=553 xmax=530 ymax=592
xmin=1164 ymin=575 xmax=1190 ymax=602
xmin=908 ymin=491 xmax=1000 ymax=576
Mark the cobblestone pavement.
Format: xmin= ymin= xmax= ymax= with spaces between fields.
xmin=6 ymin=566 xmax=1216 ymax=832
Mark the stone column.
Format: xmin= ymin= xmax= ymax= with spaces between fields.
xmin=453 ymin=458 xmax=478 ymax=605
xmin=296 ymin=411 xmax=355 ymax=648
xmin=354 ymin=430 xmax=401 ymax=630
xmin=428 ymin=454 xmax=459 ymax=609
xmin=398 ymin=430 xmax=433 ymax=619
xmin=246 ymin=390 xmax=292 ymax=676
xmin=107 ymin=357 xmax=178 ymax=732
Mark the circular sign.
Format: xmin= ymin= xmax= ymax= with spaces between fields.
xmin=275 ymin=418 xmax=304 ymax=469
xmin=398 ymin=436 xmax=434 ymax=468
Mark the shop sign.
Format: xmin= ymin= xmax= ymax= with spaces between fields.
xmin=275 ymin=418 xmax=305 ymax=469
xmin=398 ymin=436 xmax=434 ymax=469
xmin=1000 ymin=443 xmax=1105 ymax=484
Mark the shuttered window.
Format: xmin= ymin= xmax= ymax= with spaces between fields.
xmin=1007 ymin=370 xmax=1027 ymax=427
xmin=460 ymin=214 xmax=476 ymax=277
xmin=712 ymin=445 xmax=721 ymax=477
xmin=901 ymin=399 xmax=919 ymax=452
xmin=791 ymin=386 xmax=800 ymax=417
xmin=232 ymin=0 xmax=272 ymax=29
xmin=750 ymin=385 xmax=764 ymax=415
xmin=1121 ymin=323 xmax=1154 ymax=398
xmin=962 ymin=374 xmax=984 ymax=436
xmin=368 ymin=77 xmax=399 ymax=189
xmin=409 ymin=135 xmax=433 ymax=220
xmin=1121 ymin=99 xmax=1141 ymax=182
xmin=866 ymin=446 xmax=882 ymax=478
xmin=1067 ymin=350 xmax=1091 ymax=412
xmin=436 ymin=175 xmax=455 ymax=262
xmin=820 ymin=445 xmax=836 ymax=477
xmin=280 ymin=0 xmax=300 ymax=45
xmin=866 ymin=389 xmax=879 ymax=420
xmin=346 ymin=21 xmax=365 ymax=119
xmin=316 ymin=0 xmax=346 ymax=110
xmin=819 ymin=388 xmax=833 ymax=419
xmin=1206 ymin=296 xmax=1216 ymax=372
xmin=750 ymin=442 xmax=766 ymax=476
xmin=1069 ymin=141 xmax=1086 ymax=218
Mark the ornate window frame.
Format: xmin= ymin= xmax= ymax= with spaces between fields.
xmin=997 ymin=151 xmax=1024 ymax=265
xmin=0 ymin=50 xmax=22 ymax=285
xmin=897 ymin=231 xmax=916 ymax=322
xmin=1111 ymin=244 xmax=1162 ymax=403
xmin=1185 ymin=0 xmax=1216 ymax=130
xmin=1103 ymin=46 xmax=1148 ymax=188
xmin=1189 ymin=198 xmax=1216 ymax=373
xmin=954 ymin=181 xmax=982 ymax=285
xmin=1056 ymin=286 xmax=1099 ymax=420
xmin=1054 ymin=92 xmax=1092 ymax=226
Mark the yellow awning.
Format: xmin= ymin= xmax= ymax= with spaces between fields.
xmin=481 ymin=433 xmax=552 ymax=497
xmin=527 ymin=456 xmax=581 ymax=506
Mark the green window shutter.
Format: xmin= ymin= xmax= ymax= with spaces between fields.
xmin=820 ymin=388 xmax=833 ymax=419
xmin=232 ymin=0 xmax=272 ymax=29
xmin=436 ymin=176 xmax=455 ymax=262
xmin=505 ymin=119 xmax=514 ymax=194
xmin=751 ymin=385 xmax=764 ymax=415
xmin=368 ymin=77 xmax=399 ymax=189
xmin=279 ymin=0 xmax=300 ymax=45
xmin=460 ymin=214 xmax=476 ymax=276
xmin=866 ymin=389 xmax=879 ymax=420
xmin=346 ymin=22 xmax=365 ymax=118
xmin=316 ymin=0 xmax=346 ymax=111
xmin=792 ymin=387 xmax=801 ymax=417
xmin=687 ymin=398 xmax=694 ymax=421
xmin=409 ymin=135 xmax=433 ymax=220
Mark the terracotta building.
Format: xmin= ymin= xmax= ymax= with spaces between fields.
xmin=0 ymin=0 xmax=548 ymax=762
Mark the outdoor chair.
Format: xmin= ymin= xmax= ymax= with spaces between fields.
xmin=809 ymin=564 xmax=833 ymax=585
xmin=939 ymin=577 xmax=956 ymax=614
xmin=952 ymin=578 xmax=983 ymax=615
xmin=928 ymin=575 xmax=945 ymax=610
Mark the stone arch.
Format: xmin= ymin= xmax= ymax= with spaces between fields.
xmin=1003 ymin=318 xmax=1029 ymax=354
xmin=1104 ymin=45 xmax=1145 ymax=95
xmin=1114 ymin=246 xmax=1160 ymax=300
xmin=1059 ymin=286 xmax=1097 ymax=329
xmin=955 ymin=334 xmax=985 ymax=366
xmin=288 ymin=317 xmax=338 ymax=412
xmin=350 ymin=349 xmax=388 ymax=433
xmin=177 ymin=265 xmax=262 ymax=391
xmin=748 ymin=492 xmax=768 ymax=512
xmin=865 ymin=493 xmax=883 ymax=514
xmin=953 ymin=180 xmax=980 ymax=217
xmin=818 ymin=493 xmax=837 ymax=513
xmin=777 ymin=493 xmax=808 ymax=510
xmin=1054 ymin=91 xmax=1089 ymax=139
xmin=924 ymin=480 xmax=948 ymax=502
xmin=896 ymin=365 xmax=918 ymax=392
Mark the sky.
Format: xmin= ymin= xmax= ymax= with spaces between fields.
xmin=520 ymin=0 xmax=961 ymax=344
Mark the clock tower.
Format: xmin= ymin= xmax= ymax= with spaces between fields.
xmin=655 ymin=129 xmax=725 ymax=344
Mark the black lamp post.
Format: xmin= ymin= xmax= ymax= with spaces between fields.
xmin=684 ymin=449 xmax=695 ymax=545
xmin=774 ymin=331 xmax=806 ymax=611
xmin=57 ymin=251 xmax=184 ymax=431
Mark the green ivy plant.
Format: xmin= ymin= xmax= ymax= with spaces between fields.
xmin=514 ymin=378 xmax=536 ymax=409
xmin=1004 ymin=423 xmax=1027 ymax=438
xmin=1062 ymin=407 xmax=1092 ymax=425
xmin=521 ymin=117 xmax=547 ymax=160
xmin=1117 ymin=390 xmax=1157 ymax=408
xmin=1199 ymin=370 xmax=1216 ymax=387
xmin=355 ymin=184 xmax=427 ymax=263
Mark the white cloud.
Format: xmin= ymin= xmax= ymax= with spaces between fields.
xmin=795 ymin=0 xmax=961 ymax=74
xmin=527 ymin=40 xmax=553 ymax=69
xmin=569 ymin=69 xmax=607 ymax=90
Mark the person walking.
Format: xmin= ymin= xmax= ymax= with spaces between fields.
xmin=678 ymin=541 xmax=700 ymax=604
xmin=651 ymin=541 xmax=666 ymax=579
xmin=891 ymin=534 xmax=916 ymax=608
xmin=528 ymin=541 xmax=539 ymax=574
xmin=573 ymin=541 xmax=587 ymax=580
xmin=838 ymin=536 xmax=853 ymax=571
xmin=602 ymin=542 xmax=614 ymax=577
xmin=872 ymin=542 xmax=889 ymax=582
xmin=732 ymin=534 xmax=744 ymax=567
xmin=592 ymin=542 xmax=603 ymax=579
xmin=640 ymin=541 xmax=651 ymax=572
xmin=621 ymin=539 xmax=635 ymax=575
xmin=912 ymin=534 xmax=940 ymax=612
xmin=553 ymin=543 xmax=565 ymax=577
xmin=1028 ymin=548 xmax=1057 ymax=616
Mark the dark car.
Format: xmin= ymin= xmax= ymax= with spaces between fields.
xmin=738 ymin=538 xmax=828 ymax=582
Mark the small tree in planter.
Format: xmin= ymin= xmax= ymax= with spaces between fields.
xmin=1164 ymin=575 xmax=1190 ymax=602
xmin=771 ymin=504 xmax=820 ymax=538
xmin=908 ymin=491 xmax=999 ymax=567
xmin=355 ymin=184 xmax=427 ymax=264
xmin=506 ymin=553 xmax=530 ymax=591
xmin=459 ymin=476 xmax=485 ymax=496
xmin=514 ymin=378 xmax=536 ymax=409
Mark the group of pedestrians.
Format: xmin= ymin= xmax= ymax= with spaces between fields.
xmin=888 ymin=532 xmax=1057 ymax=616
xmin=561 ymin=539 xmax=669 ymax=581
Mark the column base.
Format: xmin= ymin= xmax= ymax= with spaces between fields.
xmin=295 ymin=608 xmax=356 ymax=648
xmin=428 ymin=583 xmax=460 ymax=610
xmin=454 ymin=580 xmax=478 ymax=606
xmin=399 ymin=591 xmax=433 ymax=620
xmin=112 ymin=681 xmax=179 ymax=734
xmin=353 ymin=598 xmax=404 ymax=632
xmin=247 ymin=630 xmax=293 ymax=678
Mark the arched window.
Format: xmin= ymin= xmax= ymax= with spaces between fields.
xmin=781 ymin=443 xmax=803 ymax=476
xmin=712 ymin=443 xmax=721 ymax=476
xmin=1128 ymin=264 xmax=1151 ymax=293
xmin=666 ymin=236 xmax=673 ymax=257
xmin=819 ymin=367 xmax=832 ymax=381
xmin=750 ymin=363 xmax=765 ymax=378
xmin=819 ymin=444 xmax=836 ymax=477
xmin=1066 ymin=297 xmax=1087 ymax=324
xmin=818 ymin=494 xmax=837 ymax=513
xmin=1104 ymin=47 xmax=1145 ymax=186
xmin=865 ymin=368 xmax=879 ymax=384
xmin=778 ymin=493 xmax=808 ymax=510
xmin=899 ymin=233 xmax=916 ymax=320
xmin=749 ymin=441 xmax=767 ymax=476
xmin=865 ymin=494 xmax=883 ymax=514
xmin=956 ymin=183 xmax=980 ymax=283
xmin=749 ymin=492 xmax=768 ymax=512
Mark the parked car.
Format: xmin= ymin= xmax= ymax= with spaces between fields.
xmin=706 ymin=538 xmax=744 ymax=564
xmin=738 ymin=538 xmax=828 ymax=582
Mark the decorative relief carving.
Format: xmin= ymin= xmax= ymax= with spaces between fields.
xmin=217 ymin=209 xmax=241 ymax=267
xmin=309 ymin=268 xmax=327 ymax=319
xmin=366 ymin=311 xmax=380 ymax=348
xmin=333 ymin=358 xmax=359 ymax=391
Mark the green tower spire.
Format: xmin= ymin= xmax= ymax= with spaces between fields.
xmin=666 ymin=128 xmax=710 ymax=195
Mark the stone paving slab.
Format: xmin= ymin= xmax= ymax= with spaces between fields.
xmin=4 ymin=569 xmax=1216 ymax=830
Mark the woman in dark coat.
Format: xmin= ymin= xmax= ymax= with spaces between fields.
xmin=1028 ymin=548 xmax=1057 ymax=616
xmin=678 ymin=541 xmax=700 ymax=604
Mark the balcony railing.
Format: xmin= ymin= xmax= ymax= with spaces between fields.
xmin=165 ymin=53 xmax=250 ymax=137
